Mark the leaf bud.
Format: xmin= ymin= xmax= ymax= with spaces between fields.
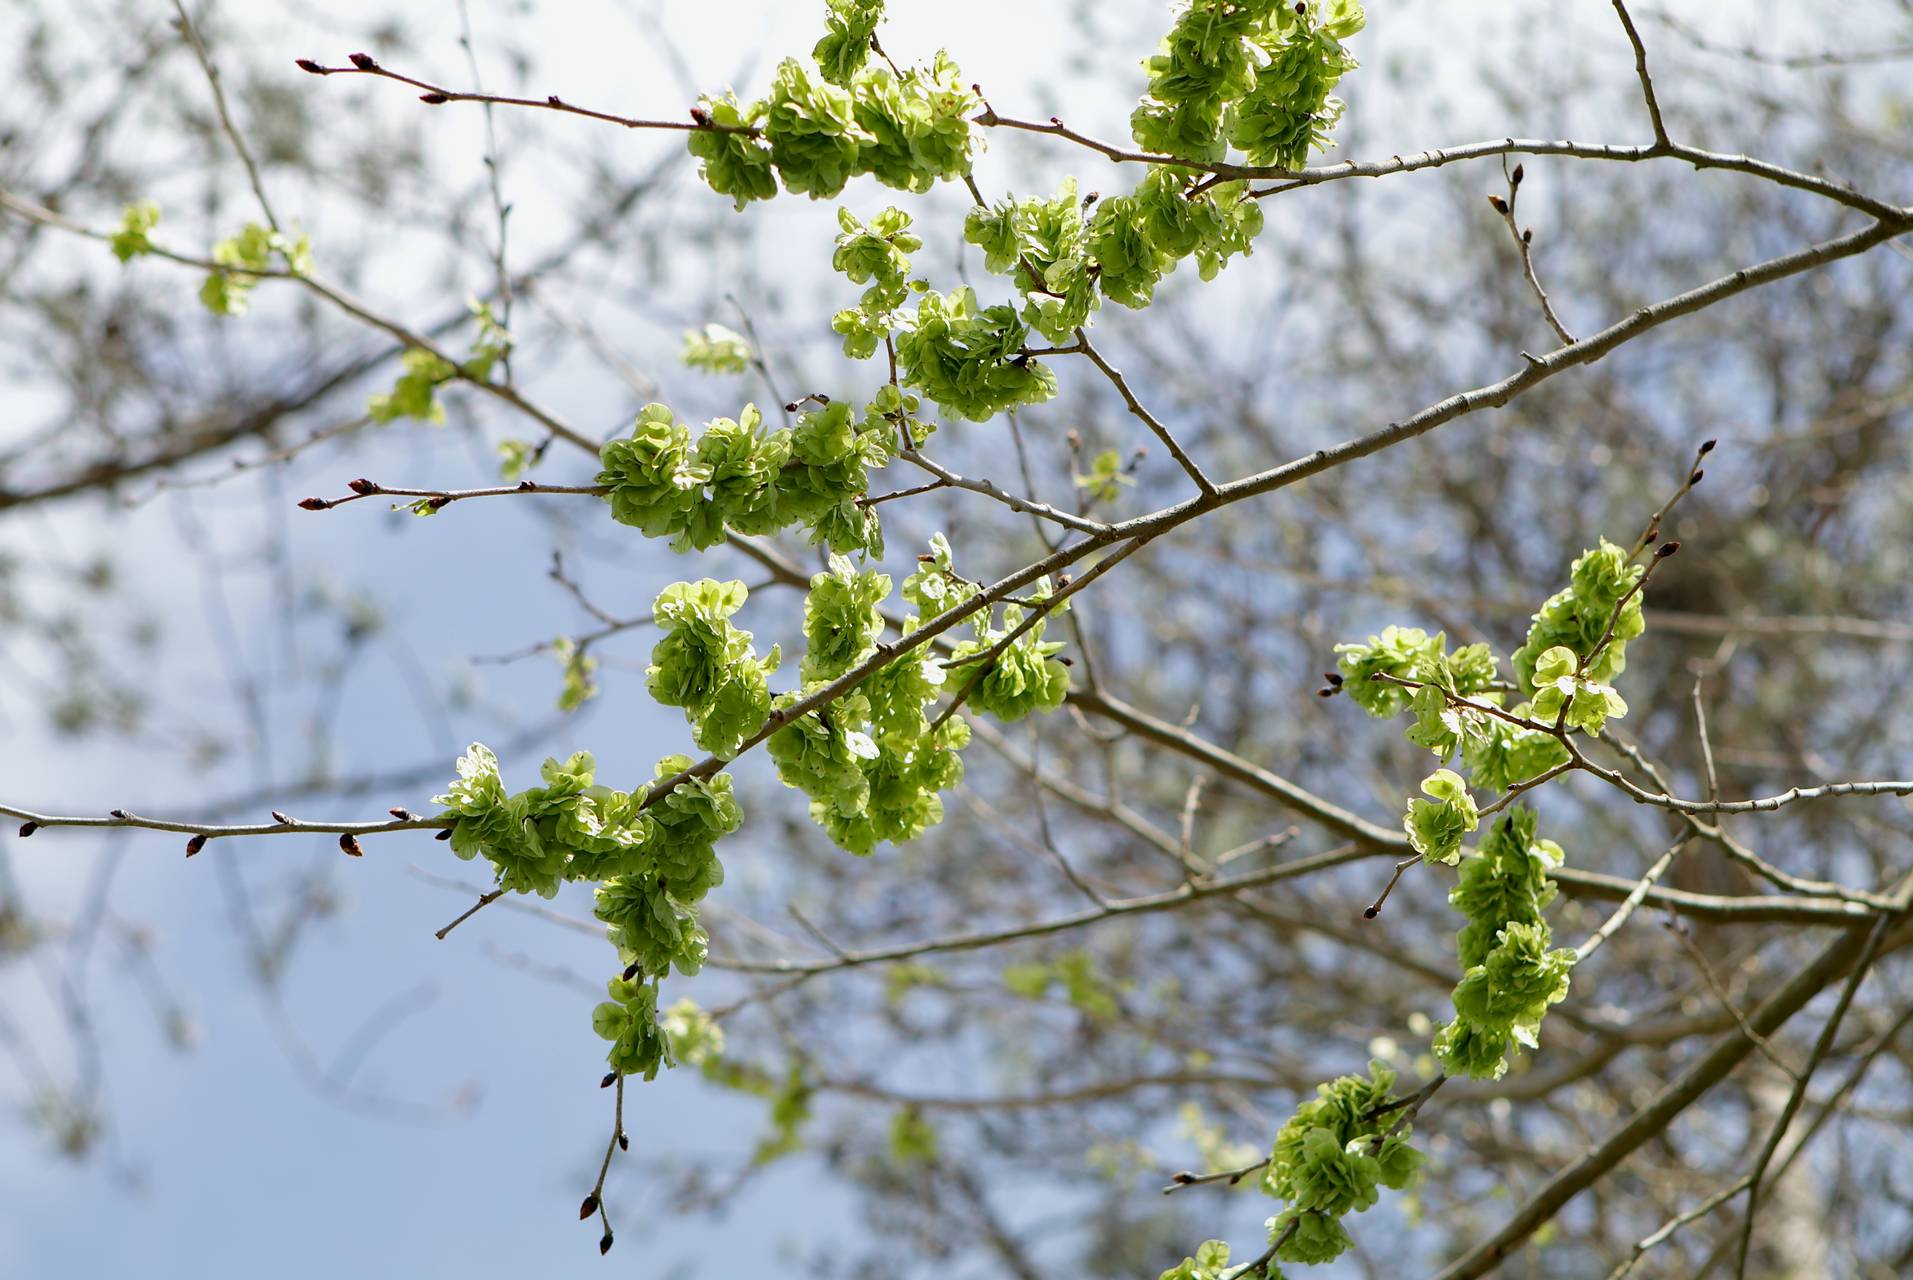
xmin=18 ymin=822 xmax=37 ymax=837
xmin=348 ymin=479 xmax=379 ymax=495
xmin=419 ymin=93 xmax=450 ymax=105
xmin=295 ymin=58 xmax=326 ymax=74
xmin=339 ymin=833 xmax=364 ymax=857
xmin=389 ymin=807 xmax=412 ymax=820
xmin=1698 ymin=438 xmax=1717 ymax=454
xmin=621 ymin=962 xmax=640 ymax=981
xmin=617 ymin=1133 xmax=629 ymax=1152
xmin=347 ymin=52 xmax=377 ymax=70
xmin=1487 ymin=194 xmax=1509 ymax=215
xmin=298 ymin=497 xmax=332 ymax=511
xmin=1511 ymin=163 xmax=1525 ymax=185
xmin=1654 ymin=540 xmax=1682 ymax=558
xmin=271 ymin=811 xmax=291 ymax=825
xmin=599 ymin=1232 xmax=614 ymax=1256
xmin=185 ymin=833 xmax=207 ymax=857
xmin=434 ymin=828 xmax=454 ymax=841
xmin=110 ymin=809 xmax=128 ymax=819
xmin=600 ymin=1071 xmax=618 ymax=1088
xmin=578 ymin=1194 xmax=599 ymax=1220
xmin=1689 ymin=469 xmax=1704 ymax=485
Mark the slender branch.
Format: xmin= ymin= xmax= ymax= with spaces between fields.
xmin=1074 ymin=329 xmax=1218 ymax=496
xmin=295 ymin=53 xmax=751 ymax=136
xmin=1610 ymin=0 xmax=1671 ymax=145
xmin=1489 ymin=160 xmax=1576 ymax=344
xmin=172 ymin=0 xmax=281 ymax=232
xmin=298 ymin=478 xmax=607 ymax=513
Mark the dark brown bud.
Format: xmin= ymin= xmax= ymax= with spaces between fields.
xmin=547 ymin=95 xmax=562 ymax=107
xmin=388 ymin=807 xmax=412 ymax=820
xmin=783 ymin=402 xmax=800 ymax=413
xmin=616 ymin=1133 xmax=629 ymax=1152
xmin=185 ymin=833 xmax=207 ymax=857
xmin=434 ymin=828 xmax=453 ymax=841
xmin=1363 ymin=905 xmax=1381 ymax=919
xmin=1522 ymin=227 xmax=1533 ymax=244
xmin=348 ymin=52 xmax=377 ymax=70
xmin=1511 ymin=163 xmax=1525 ymax=186
xmin=295 ymin=58 xmax=326 ymax=74
xmin=600 ymin=1071 xmax=617 ymax=1089
xmin=688 ymin=106 xmax=709 ymax=126
xmin=1689 ymin=469 xmax=1704 ymax=486
xmin=621 ymin=962 xmax=640 ymax=981
xmin=1654 ymin=540 xmax=1682 ymax=558
xmin=348 ymin=478 xmax=379 ymax=495
xmin=1324 ymin=672 xmax=1343 ymax=686
xmin=298 ymin=497 xmax=331 ymax=511
xmin=1487 ymin=194 xmax=1509 ymax=215
xmin=578 ymin=1194 xmax=599 ymax=1220
xmin=18 ymin=822 xmax=37 ymax=837
xmin=419 ymin=92 xmax=449 ymax=105
xmin=110 ymin=809 xmax=128 ymax=819
xmin=1698 ymin=438 xmax=1717 ymax=454
xmin=271 ymin=811 xmax=291 ymax=825
xmin=339 ymin=833 xmax=364 ymax=857
xmin=1316 ymin=687 xmax=1335 ymax=698
xmin=599 ymin=1232 xmax=613 ymax=1256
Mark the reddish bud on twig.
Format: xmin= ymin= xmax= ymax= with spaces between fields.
xmin=688 ymin=106 xmax=709 ymax=126
xmin=1324 ymin=672 xmax=1343 ymax=686
xmin=348 ymin=52 xmax=378 ymax=70
xmin=616 ymin=1133 xmax=629 ymax=1152
xmin=348 ymin=478 xmax=379 ymax=495
xmin=434 ymin=828 xmax=453 ymax=841
xmin=1699 ymin=438 xmax=1717 ymax=454
xmin=389 ymin=807 xmax=412 ymax=820
xmin=621 ymin=962 xmax=640 ymax=981
xmin=1689 ymin=469 xmax=1704 ymax=486
xmin=271 ymin=811 xmax=291 ymax=824
xmin=18 ymin=822 xmax=37 ymax=837
xmin=185 ymin=833 xmax=207 ymax=857
xmin=298 ymin=497 xmax=331 ymax=511
xmin=419 ymin=92 xmax=450 ymax=105
xmin=578 ymin=1194 xmax=599 ymax=1220
xmin=1363 ymin=905 xmax=1381 ymax=919
xmin=427 ymin=496 xmax=453 ymax=512
xmin=110 ymin=809 xmax=128 ymax=819
xmin=1655 ymin=540 xmax=1682 ymax=558
xmin=600 ymin=1071 xmax=617 ymax=1089
xmin=1511 ymin=163 xmax=1525 ymax=186
xmin=599 ymin=1232 xmax=614 ymax=1256
xmin=1487 ymin=194 xmax=1509 ymax=215
xmin=1522 ymin=227 xmax=1534 ymax=244
xmin=295 ymin=59 xmax=326 ymax=74
xmin=339 ymin=833 xmax=364 ymax=857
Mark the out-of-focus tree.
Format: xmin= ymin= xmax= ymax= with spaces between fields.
xmin=3 ymin=2 xmax=1911 ymax=1276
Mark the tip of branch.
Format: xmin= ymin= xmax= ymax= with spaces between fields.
xmin=294 ymin=58 xmax=327 ymax=75
xmin=598 ymin=1232 xmax=613 ymax=1256
xmin=1698 ymin=437 xmax=1718 ymax=455
xmin=298 ymin=497 xmax=332 ymax=511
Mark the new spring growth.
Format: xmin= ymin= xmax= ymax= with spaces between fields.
xmin=185 ymin=833 xmax=207 ymax=856
xmin=339 ymin=833 xmax=364 ymax=857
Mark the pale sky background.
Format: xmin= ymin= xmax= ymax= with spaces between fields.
xmin=0 ymin=1 xmax=1888 ymax=1276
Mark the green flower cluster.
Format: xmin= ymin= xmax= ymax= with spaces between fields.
xmin=1230 ymin=2 xmax=1365 ymax=171
xmin=646 ymin=579 xmax=780 ymax=760
xmin=198 ymin=221 xmax=312 ymax=316
xmin=831 ymin=206 xmax=921 ymax=360
xmin=947 ymin=578 xmax=1071 ymax=722
xmin=592 ymin=975 xmax=673 ymax=1080
xmin=1434 ymin=808 xmax=1577 ymax=1080
xmin=111 ymin=201 xmax=161 ymax=263
xmin=1403 ymin=767 xmax=1478 ymax=866
xmin=1334 ymin=625 xmax=1494 ymax=718
xmin=1130 ymin=0 xmax=1363 ymax=168
xmin=368 ymin=348 xmax=455 ymax=424
xmin=1528 ymin=643 xmax=1629 ymax=735
xmin=893 ymin=286 xmax=1058 ymax=422
xmin=434 ymin=745 xmax=651 ymax=898
xmin=681 ymin=322 xmax=752 ymax=375
xmin=769 ymin=552 xmax=969 ymax=856
xmin=1259 ymin=1060 xmax=1424 ymax=1267
xmin=687 ymin=9 xmax=977 ymax=210
xmin=592 ymin=755 xmax=740 ymax=981
xmin=812 ymin=0 xmax=884 ymax=86
xmin=596 ymin=400 xmax=887 ymax=556
xmin=964 ymin=179 xmax=1100 ymax=342
xmin=1510 ymin=539 xmax=1645 ymax=696
xmin=1157 ymin=1241 xmax=1240 ymax=1280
